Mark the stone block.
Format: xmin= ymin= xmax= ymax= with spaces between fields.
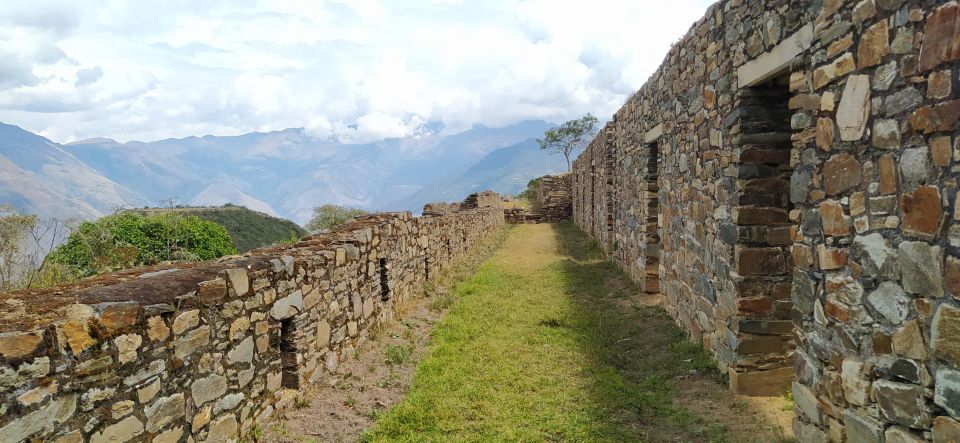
xmin=935 ymin=368 xmax=960 ymax=419
xmin=98 ymin=302 xmax=142 ymax=336
xmin=735 ymin=246 xmax=785 ymax=275
xmin=271 ymin=290 xmax=304 ymax=320
xmin=0 ymin=331 xmax=44 ymax=362
xmin=225 ymin=268 xmax=249 ymax=296
xmin=793 ymin=381 xmax=822 ymax=424
xmin=729 ymin=367 xmax=793 ymax=397
xmin=857 ymin=19 xmax=889 ymax=68
xmin=198 ymin=278 xmax=228 ymax=305
xmin=934 ymin=416 xmax=960 ymax=442
xmin=901 ymin=185 xmax=943 ymax=239
xmin=836 ymin=75 xmax=870 ymax=140
xmin=919 ymin=2 xmax=960 ymax=72
xmin=89 ymin=416 xmax=143 ymax=443
xmin=844 ymin=409 xmax=885 ymax=443
xmin=822 ymin=153 xmax=862 ymax=195
xmin=144 ymin=393 xmax=185 ymax=433
xmin=932 ymin=303 xmax=960 ymax=364
xmin=191 ymin=373 xmax=228 ymax=407
xmin=738 ymin=24 xmax=813 ymax=87
xmin=873 ymin=379 xmax=933 ymax=428
xmin=899 ymin=241 xmax=943 ymax=297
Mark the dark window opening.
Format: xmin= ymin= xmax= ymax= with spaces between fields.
xmin=279 ymin=318 xmax=299 ymax=388
xmin=424 ymin=256 xmax=431 ymax=281
xmin=380 ymin=258 xmax=391 ymax=301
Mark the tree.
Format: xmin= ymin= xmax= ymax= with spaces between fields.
xmin=306 ymin=204 xmax=367 ymax=233
xmin=516 ymin=177 xmax=541 ymax=202
xmin=0 ymin=205 xmax=73 ymax=291
xmin=0 ymin=206 xmax=37 ymax=291
xmin=537 ymin=113 xmax=600 ymax=171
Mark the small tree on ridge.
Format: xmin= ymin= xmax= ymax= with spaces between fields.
xmin=306 ymin=204 xmax=367 ymax=233
xmin=537 ymin=113 xmax=599 ymax=171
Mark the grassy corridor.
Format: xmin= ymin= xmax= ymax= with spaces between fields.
xmin=363 ymin=222 xmax=737 ymax=442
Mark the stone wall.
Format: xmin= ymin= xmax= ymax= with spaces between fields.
xmin=572 ymin=0 xmax=960 ymax=440
xmin=532 ymin=174 xmax=573 ymax=222
xmin=0 ymin=196 xmax=504 ymax=442
xmin=462 ymin=191 xmax=502 ymax=209
xmin=504 ymin=208 xmax=541 ymax=224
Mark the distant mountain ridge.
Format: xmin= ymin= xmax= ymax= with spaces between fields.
xmin=0 ymin=120 xmax=568 ymax=224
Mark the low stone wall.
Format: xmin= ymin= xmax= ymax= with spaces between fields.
xmin=572 ymin=0 xmax=960 ymax=440
xmin=422 ymin=202 xmax=461 ymax=216
xmin=504 ymin=208 xmax=541 ymax=224
xmin=0 ymin=196 xmax=504 ymax=442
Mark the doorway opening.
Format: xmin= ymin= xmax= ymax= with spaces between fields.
xmin=642 ymin=142 xmax=661 ymax=294
xmin=729 ymin=72 xmax=796 ymax=396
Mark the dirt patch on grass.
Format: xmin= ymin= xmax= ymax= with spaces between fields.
xmin=672 ymin=374 xmax=795 ymax=442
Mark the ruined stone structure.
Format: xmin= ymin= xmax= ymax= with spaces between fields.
xmin=504 ymin=208 xmax=541 ymax=224
xmin=502 ymin=174 xmax=573 ymax=225
xmin=532 ymin=174 xmax=574 ymax=222
xmin=0 ymin=194 xmax=503 ymax=442
xmin=573 ymin=0 xmax=960 ymax=440
xmin=462 ymin=190 xmax=503 ymax=210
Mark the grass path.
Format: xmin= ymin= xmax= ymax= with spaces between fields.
xmin=364 ymin=223 xmax=792 ymax=442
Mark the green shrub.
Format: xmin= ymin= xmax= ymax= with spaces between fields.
xmin=49 ymin=212 xmax=237 ymax=277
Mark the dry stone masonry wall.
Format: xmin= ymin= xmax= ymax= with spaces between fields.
xmin=572 ymin=0 xmax=960 ymax=440
xmin=0 ymin=194 xmax=504 ymax=443
xmin=532 ymin=174 xmax=574 ymax=222
xmin=502 ymin=175 xmax=572 ymax=224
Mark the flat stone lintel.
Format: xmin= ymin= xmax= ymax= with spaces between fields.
xmin=643 ymin=123 xmax=664 ymax=143
xmin=737 ymin=24 xmax=813 ymax=88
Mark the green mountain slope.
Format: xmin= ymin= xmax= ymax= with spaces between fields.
xmin=133 ymin=205 xmax=307 ymax=252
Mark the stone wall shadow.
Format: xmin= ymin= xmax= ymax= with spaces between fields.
xmin=546 ymin=221 xmax=792 ymax=441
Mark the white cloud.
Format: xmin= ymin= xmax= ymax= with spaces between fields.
xmin=0 ymin=0 xmax=715 ymax=143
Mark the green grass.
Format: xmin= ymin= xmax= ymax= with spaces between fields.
xmin=363 ymin=222 xmax=722 ymax=442
xmin=384 ymin=343 xmax=415 ymax=365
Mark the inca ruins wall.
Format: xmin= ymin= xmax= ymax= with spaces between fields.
xmin=0 ymin=194 xmax=504 ymax=442
xmin=572 ymin=0 xmax=960 ymax=440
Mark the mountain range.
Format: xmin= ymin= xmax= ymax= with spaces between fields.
xmin=0 ymin=120 xmax=568 ymax=224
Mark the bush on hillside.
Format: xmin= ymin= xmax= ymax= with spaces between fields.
xmin=48 ymin=212 xmax=237 ymax=277
xmin=306 ymin=204 xmax=368 ymax=233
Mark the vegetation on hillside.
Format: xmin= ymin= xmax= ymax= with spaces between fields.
xmin=135 ymin=204 xmax=307 ymax=252
xmin=48 ymin=212 xmax=237 ymax=278
xmin=307 ymin=204 xmax=368 ymax=233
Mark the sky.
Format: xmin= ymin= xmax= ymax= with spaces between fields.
xmin=0 ymin=0 xmax=715 ymax=144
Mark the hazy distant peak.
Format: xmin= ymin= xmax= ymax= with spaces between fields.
xmin=66 ymin=137 xmax=119 ymax=146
